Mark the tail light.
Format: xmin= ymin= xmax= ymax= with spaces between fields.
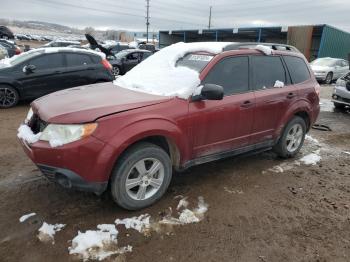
xmin=15 ymin=46 xmax=21 ymax=55
xmin=101 ymin=59 xmax=112 ymax=71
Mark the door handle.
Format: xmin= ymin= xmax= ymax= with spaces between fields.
xmin=286 ymin=92 xmax=296 ymax=99
xmin=240 ymin=100 xmax=253 ymax=108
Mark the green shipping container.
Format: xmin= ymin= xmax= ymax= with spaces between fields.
xmin=318 ymin=25 xmax=350 ymax=60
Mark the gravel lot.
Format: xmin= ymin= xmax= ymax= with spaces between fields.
xmin=0 ymin=85 xmax=349 ymax=262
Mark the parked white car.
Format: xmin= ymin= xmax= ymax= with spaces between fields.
xmin=310 ymin=57 xmax=349 ymax=84
xmin=332 ymin=72 xmax=350 ymax=108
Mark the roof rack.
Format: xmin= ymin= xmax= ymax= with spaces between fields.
xmin=223 ymin=42 xmax=300 ymax=53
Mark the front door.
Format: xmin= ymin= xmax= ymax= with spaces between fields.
xmin=124 ymin=52 xmax=140 ymax=72
xmin=189 ymin=56 xmax=255 ymax=159
xmin=17 ymin=53 xmax=66 ymax=98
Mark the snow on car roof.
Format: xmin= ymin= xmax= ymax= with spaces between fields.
xmin=114 ymin=42 xmax=231 ymax=99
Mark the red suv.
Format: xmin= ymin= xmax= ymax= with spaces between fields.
xmin=18 ymin=43 xmax=320 ymax=210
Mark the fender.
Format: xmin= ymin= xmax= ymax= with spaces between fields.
xmin=94 ymin=115 xmax=191 ymax=178
xmin=0 ymin=77 xmax=23 ymax=96
xmin=274 ymin=99 xmax=312 ymax=139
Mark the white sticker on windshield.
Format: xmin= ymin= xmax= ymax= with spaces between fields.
xmin=188 ymin=54 xmax=213 ymax=61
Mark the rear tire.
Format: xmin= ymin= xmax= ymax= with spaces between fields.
xmin=110 ymin=142 xmax=172 ymax=210
xmin=334 ymin=102 xmax=345 ymax=109
xmin=0 ymin=85 xmax=19 ymax=108
xmin=273 ymin=116 xmax=306 ymax=158
xmin=112 ymin=66 xmax=121 ymax=78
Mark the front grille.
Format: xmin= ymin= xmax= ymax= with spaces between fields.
xmin=29 ymin=114 xmax=48 ymax=134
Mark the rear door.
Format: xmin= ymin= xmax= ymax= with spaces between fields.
xmin=250 ymin=55 xmax=297 ymax=144
xmin=18 ymin=53 xmax=66 ymax=98
xmin=64 ymin=52 xmax=97 ymax=87
xmin=189 ymin=56 xmax=255 ymax=158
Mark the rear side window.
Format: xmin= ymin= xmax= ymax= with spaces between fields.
xmin=29 ymin=53 xmax=64 ymax=70
xmin=66 ymin=53 xmax=93 ymax=66
xmin=202 ymin=56 xmax=249 ymax=96
xmin=283 ymin=56 xmax=310 ymax=84
xmin=251 ymin=56 xmax=286 ymax=90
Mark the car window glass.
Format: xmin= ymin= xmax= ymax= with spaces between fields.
xmin=251 ymin=56 xmax=286 ymax=90
xmin=202 ymin=56 xmax=249 ymax=96
xmin=66 ymin=53 xmax=93 ymax=66
xmin=29 ymin=53 xmax=64 ymax=70
xmin=283 ymin=56 xmax=310 ymax=84
xmin=127 ymin=53 xmax=139 ymax=60
xmin=142 ymin=52 xmax=151 ymax=60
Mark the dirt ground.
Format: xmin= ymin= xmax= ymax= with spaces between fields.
xmin=0 ymin=85 xmax=349 ymax=262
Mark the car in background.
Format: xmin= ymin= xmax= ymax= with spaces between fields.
xmin=0 ymin=47 xmax=114 ymax=108
xmin=0 ymin=45 xmax=8 ymax=60
xmin=42 ymin=40 xmax=81 ymax=48
xmin=109 ymin=49 xmax=152 ymax=77
xmin=0 ymin=39 xmax=21 ymax=57
xmin=108 ymin=43 xmax=135 ymax=55
xmin=332 ymin=72 xmax=350 ymax=109
xmin=18 ymin=42 xmax=320 ymax=210
xmin=310 ymin=57 xmax=349 ymax=84
xmin=0 ymin=26 xmax=14 ymax=39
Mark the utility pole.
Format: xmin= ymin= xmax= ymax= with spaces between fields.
xmin=146 ymin=0 xmax=150 ymax=43
xmin=208 ymin=6 xmax=212 ymax=30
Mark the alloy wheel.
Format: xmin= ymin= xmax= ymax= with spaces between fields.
xmin=125 ymin=158 xmax=165 ymax=201
xmin=0 ymin=87 xmax=17 ymax=107
xmin=112 ymin=66 xmax=120 ymax=77
xmin=285 ymin=123 xmax=303 ymax=153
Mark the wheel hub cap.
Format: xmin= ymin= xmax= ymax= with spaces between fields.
xmin=0 ymin=88 xmax=16 ymax=107
xmin=286 ymin=123 xmax=303 ymax=153
xmin=125 ymin=158 xmax=165 ymax=201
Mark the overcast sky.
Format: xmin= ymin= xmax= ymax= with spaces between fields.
xmin=1 ymin=0 xmax=349 ymax=32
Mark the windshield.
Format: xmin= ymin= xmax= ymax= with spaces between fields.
xmin=176 ymin=53 xmax=213 ymax=72
xmin=311 ymin=58 xmax=337 ymax=67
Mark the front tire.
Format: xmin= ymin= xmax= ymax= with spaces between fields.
xmin=334 ymin=102 xmax=345 ymax=109
xmin=0 ymin=85 xmax=19 ymax=108
xmin=273 ymin=116 xmax=306 ymax=158
xmin=112 ymin=66 xmax=121 ymax=78
xmin=110 ymin=142 xmax=172 ymax=210
xmin=325 ymin=72 xmax=333 ymax=84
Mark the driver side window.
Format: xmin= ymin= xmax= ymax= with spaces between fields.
xmin=202 ymin=56 xmax=249 ymax=96
xmin=126 ymin=53 xmax=139 ymax=61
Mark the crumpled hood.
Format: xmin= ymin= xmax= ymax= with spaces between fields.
xmin=31 ymin=82 xmax=172 ymax=124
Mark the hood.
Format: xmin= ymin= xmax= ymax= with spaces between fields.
xmin=85 ymin=33 xmax=113 ymax=57
xmin=311 ymin=65 xmax=331 ymax=72
xmin=31 ymin=82 xmax=172 ymax=124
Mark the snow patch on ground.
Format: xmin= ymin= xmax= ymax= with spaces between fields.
xmin=305 ymin=135 xmax=319 ymax=144
xmin=19 ymin=212 xmax=36 ymax=222
xmin=69 ymin=224 xmax=132 ymax=261
xmin=176 ymin=197 xmax=189 ymax=210
xmin=114 ymin=42 xmax=230 ymax=99
xmin=344 ymin=151 xmax=350 ymax=155
xmin=300 ymin=150 xmax=321 ymax=165
xmin=17 ymin=125 xmax=41 ymax=144
xmin=255 ymin=45 xmax=273 ymax=55
xmin=38 ymin=222 xmax=65 ymax=244
xmin=115 ymin=214 xmax=151 ymax=233
xmin=320 ymin=98 xmax=334 ymax=112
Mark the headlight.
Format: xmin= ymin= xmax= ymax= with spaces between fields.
xmin=24 ymin=108 xmax=33 ymax=124
xmin=40 ymin=123 xmax=97 ymax=147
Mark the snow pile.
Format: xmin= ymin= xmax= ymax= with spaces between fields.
xmin=114 ymin=42 xmax=230 ymax=99
xmin=69 ymin=224 xmax=132 ymax=261
xmin=274 ymin=80 xmax=285 ymax=88
xmin=176 ymin=197 xmax=189 ymax=210
xmin=305 ymin=135 xmax=319 ymax=144
xmin=38 ymin=222 xmax=65 ymax=244
xmin=128 ymin=41 xmax=138 ymax=48
xmin=19 ymin=212 xmax=36 ymax=222
xmin=115 ymin=214 xmax=151 ymax=233
xmin=160 ymin=196 xmax=208 ymax=225
xmin=17 ymin=124 xmax=41 ymax=144
xmin=255 ymin=45 xmax=273 ymax=55
xmin=300 ymin=150 xmax=321 ymax=165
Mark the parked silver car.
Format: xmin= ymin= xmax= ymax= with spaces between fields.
xmin=310 ymin=57 xmax=349 ymax=84
xmin=0 ymin=45 xmax=8 ymax=60
xmin=332 ymin=72 xmax=350 ymax=108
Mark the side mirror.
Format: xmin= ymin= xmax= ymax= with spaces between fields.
xmin=192 ymin=84 xmax=224 ymax=101
xmin=23 ymin=64 xmax=36 ymax=73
